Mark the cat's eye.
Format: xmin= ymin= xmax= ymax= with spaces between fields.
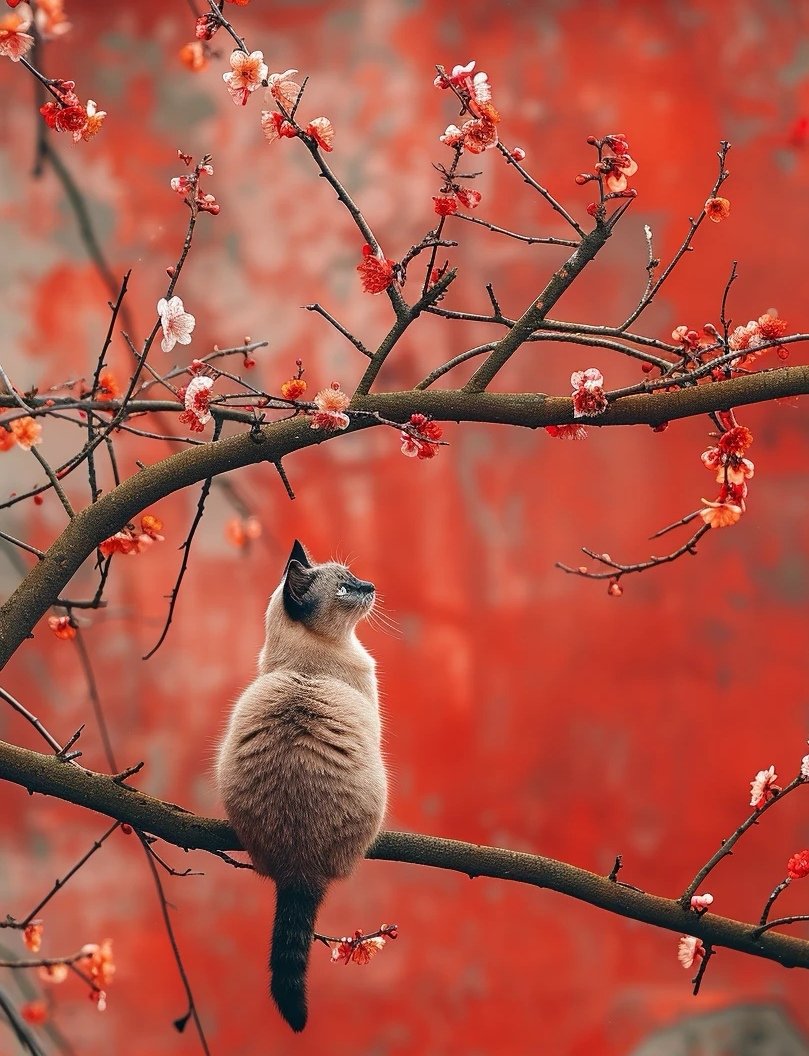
xmin=335 ymin=585 xmax=348 ymax=597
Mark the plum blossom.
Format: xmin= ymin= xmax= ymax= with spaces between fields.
xmin=222 ymin=49 xmax=268 ymax=106
xmin=179 ymin=376 xmax=214 ymax=432
xmin=178 ymin=378 xmax=212 ymax=426
xmin=677 ymin=935 xmax=705 ymax=970
xmin=357 ymin=244 xmax=396 ymax=294
xmin=801 ymin=752 xmax=809 ymax=780
xmin=571 ymin=368 xmax=607 ymax=418
xmin=38 ymin=963 xmax=68 ymax=984
xmin=690 ymin=893 xmax=714 ymax=912
xmin=600 ymin=152 xmax=638 ymax=193
xmin=310 ymin=383 xmax=350 ymax=431
xmin=267 ymin=69 xmax=302 ymax=108
xmin=400 ymin=414 xmax=443 ymax=459
xmin=698 ymin=498 xmax=743 ymax=529
xmin=23 ymin=921 xmax=43 ymax=952
xmin=158 ymin=296 xmax=196 ymax=353
xmin=225 ymin=516 xmax=262 ymax=548
xmin=750 ymin=765 xmax=779 ymax=809
xmin=3 ymin=416 xmax=43 ymax=450
xmin=20 ymin=1001 xmax=48 ymax=1025
xmin=0 ymin=2 xmax=33 ymax=60
xmin=261 ymin=109 xmax=296 ymax=143
xmin=99 ymin=516 xmax=164 ymax=558
xmin=440 ymin=117 xmax=498 ymax=154
xmin=545 ymin=424 xmax=588 ymax=440
xmin=74 ymin=100 xmax=106 ymax=142
xmin=280 ymin=378 xmax=307 ymax=401
xmin=48 ymin=615 xmax=76 ymax=640
xmin=433 ymin=61 xmax=477 ymax=89
xmin=704 ymin=197 xmax=730 ymax=223
xmin=728 ymin=311 xmax=789 ymax=365
xmin=331 ymin=935 xmax=387 ymax=965
xmin=179 ymin=41 xmax=208 ymax=72
xmin=306 ymin=117 xmax=334 ymax=152
xmin=33 ymin=0 xmax=70 ymax=39
xmin=787 ymin=850 xmax=809 ymax=880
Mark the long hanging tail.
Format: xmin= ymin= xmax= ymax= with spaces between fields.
xmin=270 ymin=882 xmax=325 ymax=1032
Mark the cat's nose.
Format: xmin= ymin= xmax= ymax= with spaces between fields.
xmin=354 ymin=579 xmax=375 ymax=595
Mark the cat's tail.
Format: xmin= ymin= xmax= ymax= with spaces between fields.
xmin=270 ymin=882 xmax=325 ymax=1032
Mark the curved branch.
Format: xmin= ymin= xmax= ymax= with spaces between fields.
xmin=2 ymin=367 xmax=809 ymax=667
xmin=1 ymin=738 xmax=808 ymax=972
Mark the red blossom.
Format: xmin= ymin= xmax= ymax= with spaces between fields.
xmin=261 ymin=110 xmax=296 ymax=143
xmin=306 ymin=118 xmax=334 ymax=152
xmin=54 ymin=104 xmax=88 ymax=134
xmin=401 ymin=414 xmax=443 ymax=459
xmin=571 ymin=368 xmax=607 ymax=418
xmin=21 ymin=1001 xmax=48 ymax=1025
xmin=47 ymin=615 xmax=76 ymax=640
xmin=718 ymin=426 xmax=753 ymax=456
xmin=787 ymin=850 xmax=809 ymax=880
xmin=195 ymin=13 xmax=218 ymax=39
xmin=545 ymin=424 xmax=588 ymax=440
xmin=432 ymin=195 xmax=458 ymax=216
xmin=280 ymin=378 xmax=307 ymax=401
xmin=357 ymin=244 xmax=396 ymax=294
xmin=454 ymin=188 xmax=482 ymax=209
xmin=704 ymin=196 xmax=731 ymax=222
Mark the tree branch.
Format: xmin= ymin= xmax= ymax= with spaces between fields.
xmin=2 ymin=367 xmax=809 ymax=668
xmin=1 ymin=738 xmax=808 ymax=973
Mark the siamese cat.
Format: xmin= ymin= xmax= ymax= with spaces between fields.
xmin=217 ymin=541 xmax=387 ymax=1031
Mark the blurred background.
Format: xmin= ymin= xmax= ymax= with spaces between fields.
xmin=2 ymin=0 xmax=809 ymax=1053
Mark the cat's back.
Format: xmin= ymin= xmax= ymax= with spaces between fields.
xmin=217 ymin=668 xmax=386 ymax=882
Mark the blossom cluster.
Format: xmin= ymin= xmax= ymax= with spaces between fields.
xmin=328 ymin=925 xmax=398 ymax=966
xmin=0 ymin=415 xmax=42 ymax=451
xmin=698 ymin=421 xmax=754 ymax=530
xmin=400 ymin=414 xmax=443 ymax=459
xmin=728 ymin=310 xmax=789 ymax=368
xmin=19 ymin=923 xmax=114 ymax=1017
xmin=170 ymin=152 xmax=220 ymax=215
xmin=571 ymin=368 xmax=607 ymax=419
xmin=99 ymin=515 xmax=164 ymax=558
xmin=37 ymin=77 xmax=105 ymax=142
xmin=576 ymin=134 xmax=639 ymax=205
xmin=436 ymin=61 xmax=500 ymax=155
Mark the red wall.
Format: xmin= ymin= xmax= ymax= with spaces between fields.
xmin=2 ymin=2 xmax=809 ymax=1053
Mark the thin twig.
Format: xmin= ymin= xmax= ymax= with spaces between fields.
xmin=143 ymin=421 xmax=223 ymax=660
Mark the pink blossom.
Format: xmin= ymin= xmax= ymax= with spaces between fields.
xmin=180 ymin=376 xmax=214 ymax=431
xmin=310 ymin=383 xmax=350 ymax=431
xmin=157 ymin=296 xmax=196 ymax=354
xmin=801 ymin=753 xmax=809 ymax=780
xmin=677 ymin=935 xmax=705 ymax=970
xmin=261 ymin=110 xmax=296 ymax=143
xmin=545 ymin=424 xmax=588 ymax=440
xmin=433 ymin=61 xmax=476 ymax=89
xmin=750 ymin=765 xmax=779 ymax=809
xmin=222 ymin=49 xmax=268 ymax=106
xmin=306 ymin=117 xmax=334 ymax=152
xmin=510 ymin=146 xmax=526 ymax=162
xmin=0 ymin=3 xmax=34 ymax=60
xmin=571 ymin=368 xmax=607 ymax=418
xmin=698 ymin=499 xmax=743 ymax=529
xmin=267 ymin=69 xmax=301 ymax=109
xmin=690 ymin=893 xmax=714 ymax=911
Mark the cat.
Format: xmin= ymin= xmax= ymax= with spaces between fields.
xmin=216 ymin=540 xmax=387 ymax=1031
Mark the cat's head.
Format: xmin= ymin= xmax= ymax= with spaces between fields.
xmin=280 ymin=540 xmax=375 ymax=639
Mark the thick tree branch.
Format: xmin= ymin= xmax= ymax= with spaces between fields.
xmin=2 ymin=367 xmax=809 ymax=668
xmin=1 ymin=739 xmax=808 ymax=973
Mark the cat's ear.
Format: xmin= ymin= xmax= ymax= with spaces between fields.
xmin=283 ymin=559 xmax=315 ymax=622
xmin=285 ymin=539 xmax=311 ymax=571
